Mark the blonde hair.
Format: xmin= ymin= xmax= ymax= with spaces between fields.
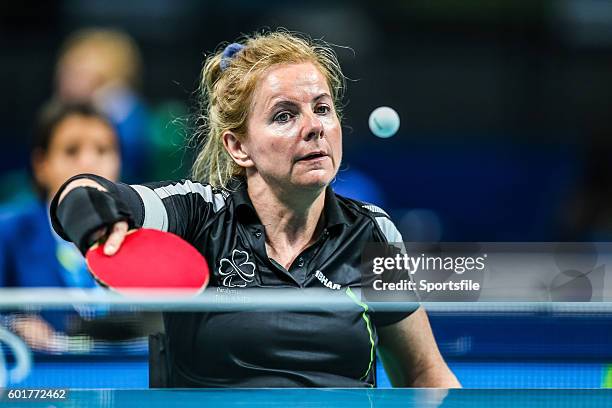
xmin=192 ymin=30 xmax=346 ymax=189
xmin=57 ymin=28 xmax=143 ymax=89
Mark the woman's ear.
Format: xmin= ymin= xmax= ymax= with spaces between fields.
xmin=31 ymin=148 xmax=48 ymax=187
xmin=222 ymin=131 xmax=254 ymax=168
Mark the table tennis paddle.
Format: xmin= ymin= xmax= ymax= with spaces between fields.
xmin=85 ymin=228 xmax=209 ymax=296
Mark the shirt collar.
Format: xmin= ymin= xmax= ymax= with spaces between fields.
xmin=228 ymin=178 xmax=259 ymax=224
xmin=322 ymin=185 xmax=350 ymax=230
xmin=228 ymin=178 xmax=349 ymax=230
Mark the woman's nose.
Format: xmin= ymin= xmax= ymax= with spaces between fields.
xmin=302 ymin=111 xmax=324 ymax=141
xmin=76 ymin=149 xmax=101 ymax=172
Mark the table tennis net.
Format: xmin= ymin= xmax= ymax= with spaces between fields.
xmin=1 ymin=288 xmax=612 ymax=389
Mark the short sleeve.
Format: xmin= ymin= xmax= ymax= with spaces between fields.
xmin=128 ymin=179 xmax=226 ymax=240
xmin=362 ymin=203 xmax=420 ymax=327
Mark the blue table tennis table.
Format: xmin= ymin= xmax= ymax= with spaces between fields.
xmin=5 ymin=311 xmax=612 ymax=389
xmin=11 ymin=356 xmax=610 ymax=389
xmin=2 ymin=389 xmax=612 ymax=408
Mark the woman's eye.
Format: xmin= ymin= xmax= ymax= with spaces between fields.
xmin=97 ymin=146 xmax=112 ymax=156
xmin=64 ymin=146 xmax=79 ymax=157
xmin=273 ymin=111 xmax=293 ymax=123
xmin=315 ymin=105 xmax=330 ymax=115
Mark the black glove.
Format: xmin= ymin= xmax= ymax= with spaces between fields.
xmin=54 ymin=186 xmax=134 ymax=254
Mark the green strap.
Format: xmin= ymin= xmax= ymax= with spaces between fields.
xmin=345 ymin=287 xmax=375 ymax=383
xmin=604 ymin=364 xmax=612 ymax=388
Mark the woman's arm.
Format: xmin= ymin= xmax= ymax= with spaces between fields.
xmin=377 ymin=307 xmax=461 ymax=388
xmin=52 ymin=175 xmax=224 ymax=257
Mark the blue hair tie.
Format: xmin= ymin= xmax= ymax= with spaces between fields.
xmin=220 ymin=43 xmax=245 ymax=71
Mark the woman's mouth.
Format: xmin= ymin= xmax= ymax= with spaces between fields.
xmin=296 ymin=152 xmax=328 ymax=162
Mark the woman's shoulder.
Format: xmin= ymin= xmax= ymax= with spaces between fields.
xmin=333 ymin=192 xmax=391 ymax=219
xmin=137 ymin=178 xmax=228 ymax=203
xmin=0 ymin=200 xmax=47 ymax=241
xmin=333 ymin=192 xmax=402 ymax=242
xmin=0 ymin=200 xmax=45 ymax=224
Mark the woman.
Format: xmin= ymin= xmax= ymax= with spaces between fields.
xmin=50 ymin=31 xmax=459 ymax=388
xmin=0 ymin=101 xmax=120 ymax=350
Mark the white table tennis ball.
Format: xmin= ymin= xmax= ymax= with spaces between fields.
xmin=368 ymin=106 xmax=400 ymax=138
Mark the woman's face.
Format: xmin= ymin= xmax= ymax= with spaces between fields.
xmin=33 ymin=114 xmax=120 ymax=200
xmin=242 ymin=62 xmax=342 ymax=192
xmin=56 ymin=47 xmax=108 ymax=102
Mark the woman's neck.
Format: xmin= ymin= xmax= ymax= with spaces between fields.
xmin=247 ymin=177 xmax=326 ymax=268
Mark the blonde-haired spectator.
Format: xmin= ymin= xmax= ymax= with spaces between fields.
xmin=55 ymin=28 xmax=150 ymax=183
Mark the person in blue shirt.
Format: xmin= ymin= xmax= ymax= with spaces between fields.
xmin=0 ymin=101 xmax=120 ymax=351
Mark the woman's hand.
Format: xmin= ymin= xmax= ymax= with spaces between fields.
xmin=100 ymin=220 xmax=129 ymax=256
xmin=57 ymin=178 xmax=131 ymax=256
xmin=11 ymin=315 xmax=61 ymax=352
xmin=58 ymin=178 xmax=107 ymax=203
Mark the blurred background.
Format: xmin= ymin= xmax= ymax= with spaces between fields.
xmin=1 ymin=0 xmax=612 ymax=389
xmin=2 ymin=0 xmax=612 ymax=241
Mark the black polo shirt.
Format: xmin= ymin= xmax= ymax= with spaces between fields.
xmin=52 ymin=176 xmax=415 ymax=387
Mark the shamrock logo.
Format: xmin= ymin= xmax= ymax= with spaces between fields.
xmin=218 ymin=249 xmax=256 ymax=287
